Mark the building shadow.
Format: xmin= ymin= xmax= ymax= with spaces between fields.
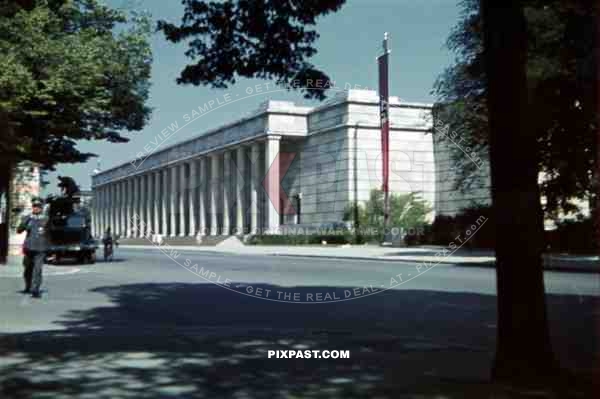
xmin=0 ymin=283 xmax=597 ymax=398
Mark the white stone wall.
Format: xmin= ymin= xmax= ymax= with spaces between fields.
xmin=349 ymin=126 xmax=436 ymax=210
xmin=432 ymin=131 xmax=491 ymax=216
xmin=281 ymin=91 xmax=436 ymax=227
xmin=291 ymin=128 xmax=350 ymax=225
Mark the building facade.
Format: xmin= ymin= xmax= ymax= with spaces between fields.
xmin=6 ymin=162 xmax=42 ymax=254
xmin=91 ymin=90 xmax=445 ymax=238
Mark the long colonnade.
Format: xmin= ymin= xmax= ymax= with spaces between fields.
xmin=93 ymin=137 xmax=282 ymax=238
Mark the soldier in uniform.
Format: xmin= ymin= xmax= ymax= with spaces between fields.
xmin=16 ymin=197 xmax=49 ymax=298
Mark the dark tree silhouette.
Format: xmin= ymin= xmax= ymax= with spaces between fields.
xmin=157 ymin=0 xmax=346 ymax=100
xmin=57 ymin=176 xmax=80 ymax=198
xmin=433 ymin=0 xmax=596 ymax=220
xmin=480 ymin=0 xmax=558 ymax=384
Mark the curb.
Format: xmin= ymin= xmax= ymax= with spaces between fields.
xmin=118 ymin=245 xmax=599 ymax=273
xmin=269 ymin=255 xmax=599 ymax=273
xmin=268 ymin=253 xmax=495 ymax=267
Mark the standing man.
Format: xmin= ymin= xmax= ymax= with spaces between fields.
xmin=17 ymin=197 xmax=49 ymax=298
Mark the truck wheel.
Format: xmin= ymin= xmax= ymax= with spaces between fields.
xmin=89 ymin=252 xmax=96 ymax=264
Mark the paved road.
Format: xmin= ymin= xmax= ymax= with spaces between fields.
xmin=0 ymin=248 xmax=598 ymax=398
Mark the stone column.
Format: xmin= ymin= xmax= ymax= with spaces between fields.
xmin=107 ymin=185 xmax=112 ymax=234
xmin=132 ymin=176 xmax=139 ymax=237
xmin=93 ymin=187 xmax=98 ymax=237
xmin=120 ymin=181 xmax=126 ymax=237
xmin=142 ymin=173 xmax=149 ymax=237
xmin=114 ymin=182 xmax=120 ymax=236
xmin=128 ymin=178 xmax=134 ymax=238
xmin=105 ymin=185 xmax=110 ymax=235
xmin=110 ymin=183 xmax=116 ymax=235
xmin=146 ymin=174 xmax=152 ymax=237
xmin=161 ymin=169 xmax=168 ymax=236
xmin=121 ymin=181 xmax=127 ymax=236
xmin=170 ymin=166 xmax=177 ymax=237
xmin=249 ymin=143 xmax=260 ymax=234
xmin=145 ymin=174 xmax=152 ymax=236
xmin=264 ymin=136 xmax=281 ymax=234
xmin=198 ymin=158 xmax=207 ymax=236
xmin=222 ymin=151 xmax=231 ymax=235
xmin=112 ymin=183 xmax=118 ymax=236
xmin=102 ymin=186 xmax=106 ymax=237
xmin=119 ymin=180 xmax=124 ymax=238
xmin=179 ymin=163 xmax=186 ymax=236
xmin=153 ymin=171 xmax=160 ymax=238
xmin=100 ymin=186 xmax=106 ymax=236
xmin=235 ymin=147 xmax=245 ymax=235
xmin=210 ymin=154 xmax=219 ymax=235
xmin=92 ymin=187 xmax=98 ymax=237
xmin=123 ymin=179 xmax=131 ymax=238
xmin=188 ymin=160 xmax=197 ymax=237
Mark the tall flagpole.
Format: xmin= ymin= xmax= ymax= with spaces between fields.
xmin=378 ymin=32 xmax=391 ymax=241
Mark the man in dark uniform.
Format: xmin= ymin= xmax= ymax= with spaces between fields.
xmin=17 ymin=197 xmax=49 ymax=298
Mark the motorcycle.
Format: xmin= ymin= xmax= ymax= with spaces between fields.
xmin=102 ymin=235 xmax=119 ymax=262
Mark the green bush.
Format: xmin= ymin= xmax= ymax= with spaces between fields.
xmin=403 ymin=224 xmax=433 ymax=246
xmin=546 ymin=218 xmax=597 ymax=254
xmin=250 ymin=189 xmax=433 ymax=246
xmin=343 ymin=189 xmax=432 ymax=243
xmin=425 ymin=205 xmax=495 ymax=249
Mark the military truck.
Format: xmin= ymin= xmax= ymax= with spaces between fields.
xmin=44 ymin=181 xmax=98 ymax=264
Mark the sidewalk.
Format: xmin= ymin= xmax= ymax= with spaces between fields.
xmin=120 ymin=242 xmax=600 ymax=273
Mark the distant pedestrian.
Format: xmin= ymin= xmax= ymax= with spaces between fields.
xmin=102 ymin=227 xmax=115 ymax=261
xmin=102 ymin=227 xmax=113 ymax=246
xmin=16 ymin=197 xmax=49 ymax=298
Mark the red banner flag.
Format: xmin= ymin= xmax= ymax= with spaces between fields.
xmin=378 ymin=51 xmax=390 ymax=194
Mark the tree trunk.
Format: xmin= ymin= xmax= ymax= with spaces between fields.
xmin=480 ymin=0 xmax=558 ymax=383
xmin=596 ymin=2 xmax=600 ymax=256
xmin=0 ymin=160 xmax=11 ymax=264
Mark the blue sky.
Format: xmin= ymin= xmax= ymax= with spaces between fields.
xmin=44 ymin=0 xmax=460 ymax=194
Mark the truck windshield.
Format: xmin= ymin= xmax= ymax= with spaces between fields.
xmin=66 ymin=216 xmax=86 ymax=228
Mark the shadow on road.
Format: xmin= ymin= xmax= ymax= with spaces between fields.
xmin=383 ymin=249 xmax=494 ymax=258
xmin=0 ymin=283 xmax=597 ymax=398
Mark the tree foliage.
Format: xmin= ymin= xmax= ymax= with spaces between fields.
xmin=0 ymin=0 xmax=153 ymax=169
xmin=433 ymin=0 xmax=597 ymax=218
xmin=157 ymin=0 xmax=346 ymax=100
xmin=344 ymin=189 xmax=431 ymax=241
xmin=57 ymin=175 xmax=80 ymax=197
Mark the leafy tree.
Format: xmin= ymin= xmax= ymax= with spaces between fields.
xmin=157 ymin=0 xmax=346 ymax=100
xmin=0 ymin=0 xmax=152 ymax=165
xmin=433 ymin=0 xmax=596 ymax=219
xmin=0 ymin=0 xmax=152 ymax=262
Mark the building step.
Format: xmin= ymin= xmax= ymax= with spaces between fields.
xmin=118 ymin=235 xmax=243 ymax=247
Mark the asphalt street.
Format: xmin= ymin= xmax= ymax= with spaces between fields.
xmin=0 ymin=248 xmax=598 ymax=398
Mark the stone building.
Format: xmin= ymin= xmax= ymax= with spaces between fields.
xmin=5 ymin=162 xmax=42 ymax=254
xmin=91 ymin=89 xmax=446 ymax=239
xmin=431 ymin=119 xmax=492 ymax=216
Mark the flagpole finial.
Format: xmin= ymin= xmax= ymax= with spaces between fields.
xmin=383 ymin=32 xmax=390 ymax=53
